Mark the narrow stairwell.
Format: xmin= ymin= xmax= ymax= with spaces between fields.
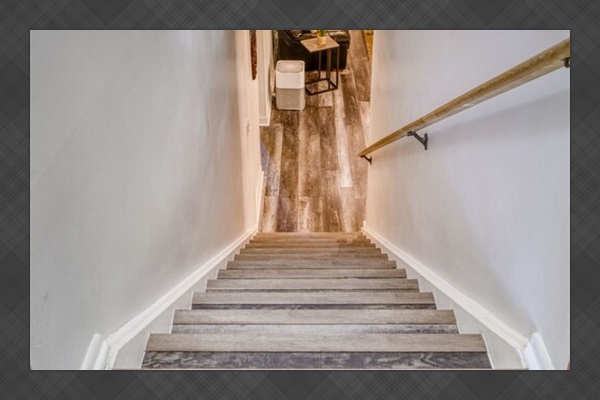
xmin=142 ymin=232 xmax=491 ymax=369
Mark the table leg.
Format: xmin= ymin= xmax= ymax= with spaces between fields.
xmin=336 ymin=45 xmax=340 ymax=88
xmin=318 ymin=48 xmax=322 ymax=82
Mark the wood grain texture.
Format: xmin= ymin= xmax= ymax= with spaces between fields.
xmin=173 ymin=309 xmax=457 ymax=325
xmin=170 ymin=324 xmax=459 ymax=335
xmin=142 ymin=351 xmax=491 ymax=369
xmin=205 ymin=278 xmax=419 ymax=291
xmin=260 ymin=123 xmax=283 ymax=232
xmin=226 ymin=259 xmax=397 ymax=269
xmin=191 ymin=304 xmax=436 ymax=310
xmin=234 ymin=253 xmax=388 ymax=261
xmin=192 ymin=291 xmax=435 ymax=305
xmin=348 ymin=30 xmax=372 ymax=102
xmin=239 ymin=247 xmax=381 ymax=254
xmin=276 ymin=110 xmax=299 ymax=231
xmin=255 ymin=232 xmax=362 ymax=238
xmin=145 ymin=333 xmax=487 ymax=352
xmin=244 ymin=241 xmax=375 ymax=248
xmin=318 ymin=106 xmax=338 ymax=170
xmin=141 ymin=230 xmax=493 ymax=369
xmin=260 ymin=30 xmax=370 ymax=232
xmin=218 ymin=268 xmax=406 ymax=279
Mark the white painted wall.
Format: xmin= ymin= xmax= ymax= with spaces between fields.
xmin=257 ymin=30 xmax=274 ymax=126
xmin=30 ymin=30 xmax=262 ymax=369
xmin=366 ymin=30 xmax=569 ymax=369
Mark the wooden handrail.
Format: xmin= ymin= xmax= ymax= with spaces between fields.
xmin=358 ymin=38 xmax=570 ymax=158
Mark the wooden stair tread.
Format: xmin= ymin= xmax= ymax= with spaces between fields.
xmin=255 ymin=232 xmax=362 ymax=237
xmin=235 ymin=253 xmax=388 ymax=260
xmin=227 ymin=260 xmax=396 ymax=268
xmin=218 ymin=268 xmax=406 ymax=278
xmin=240 ymin=247 xmax=382 ymax=254
xmin=192 ymin=291 xmax=435 ymax=305
xmin=245 ymin=242 xmax=375 ymax=248
xmin=173 ymin=309 xmax=457 ymax=325
xmin=206 ymin=278 xmax=419 ymax=291
xmin=146 ymin=333 xmax=487 ymax=353
xmin=170 ymin=324 xmax=459 ymax=335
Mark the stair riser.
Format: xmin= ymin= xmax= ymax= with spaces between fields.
xmin=142 ymin=352 xmax=491 ymax=369
xmin=171 ymin=324 xmax=459 ymax=334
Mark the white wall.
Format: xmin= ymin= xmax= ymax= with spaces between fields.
xmin=366 ymin=31 xmax=569 ymax=368
xmin=30 ymin=30 xmax=261 ymax=369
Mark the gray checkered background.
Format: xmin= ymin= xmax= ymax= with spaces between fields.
xmin=0 ymin=0 xmax=597 ymax=398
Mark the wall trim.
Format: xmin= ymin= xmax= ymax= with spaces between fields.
xmin=522 ymin=332 xmax=555 ymax=370
xmin=257 ymin=30 xmax=272 ymax=128
xmin=259 ymin=115 xmax=271 ymax=127
xmin=98 ymin=228 xmax=256 ymax=370
xmin=362 ymin=226 xmax=533 ymax=362
xmin=80 ymin=334 xmax=109 ymax=370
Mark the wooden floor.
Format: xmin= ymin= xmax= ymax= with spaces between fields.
xmin=260 ymin=30 xmax=372 ymax=232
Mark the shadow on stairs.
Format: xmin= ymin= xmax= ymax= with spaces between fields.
xmin=141 ymin=232 xmax=491 ymax=369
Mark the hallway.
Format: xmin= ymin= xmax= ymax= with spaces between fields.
xmin=29 ymin=30 xmax=569 ymax=371
xmin=260 ymin=30 xmax=372 ymax=232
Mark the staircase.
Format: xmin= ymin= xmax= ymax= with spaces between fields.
xmin=142 ymin=232 xmax=491 ymax=369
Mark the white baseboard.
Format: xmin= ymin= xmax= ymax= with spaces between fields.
xmin=83 ymin=228 xmax=256 ymax=370
xmin=259 ymin=115 xmax=271 ymax=127
xmin=80 ymin=334 xmax=109 ymax=370
xmin=521 ymin=332 xmax=555 ymax=370
xmin=362 ymin=226 xmax=536 ymax=369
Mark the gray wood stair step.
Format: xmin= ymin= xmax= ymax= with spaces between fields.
xmin=145 ymin=333 xmax=487 ymax=352
xmin=234 ymin=253 xmax=388 ymax=261
xmin=205 ymin=278 xmax=419 ymax=291
xmin=248 ymin=237 xmax=372 ymax=243
xmin=192 ymin=291 xmax=435 ymax=306
xmin=218 ymin=268 xmax=406 ymax=279
xmin=173 ymin=309 xmax=457 ymax=325
xmin=254 ymin=232 xmax=363 ymax=238
xmin=170 ymin=324 xmax=459 ymax=334
xmin=252 ymin=237 xmax=367 ymax=243
xmin=245 ymin=241 xmax=375 ymax=248
xmin=142 ymin=351 xmax=491 ymax=369
xmin=227 ymin=259 xmax=397 ymax=269
xmin=240 ymin=247 xmax=382 ymax=254
xmin=250 ymin=235 xmax=371 ymax=243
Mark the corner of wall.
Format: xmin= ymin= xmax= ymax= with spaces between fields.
xmin=88 ymin=228 xmax=257 ymax=370
xmin=520 ymin=332 xmax=556 ymax=370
